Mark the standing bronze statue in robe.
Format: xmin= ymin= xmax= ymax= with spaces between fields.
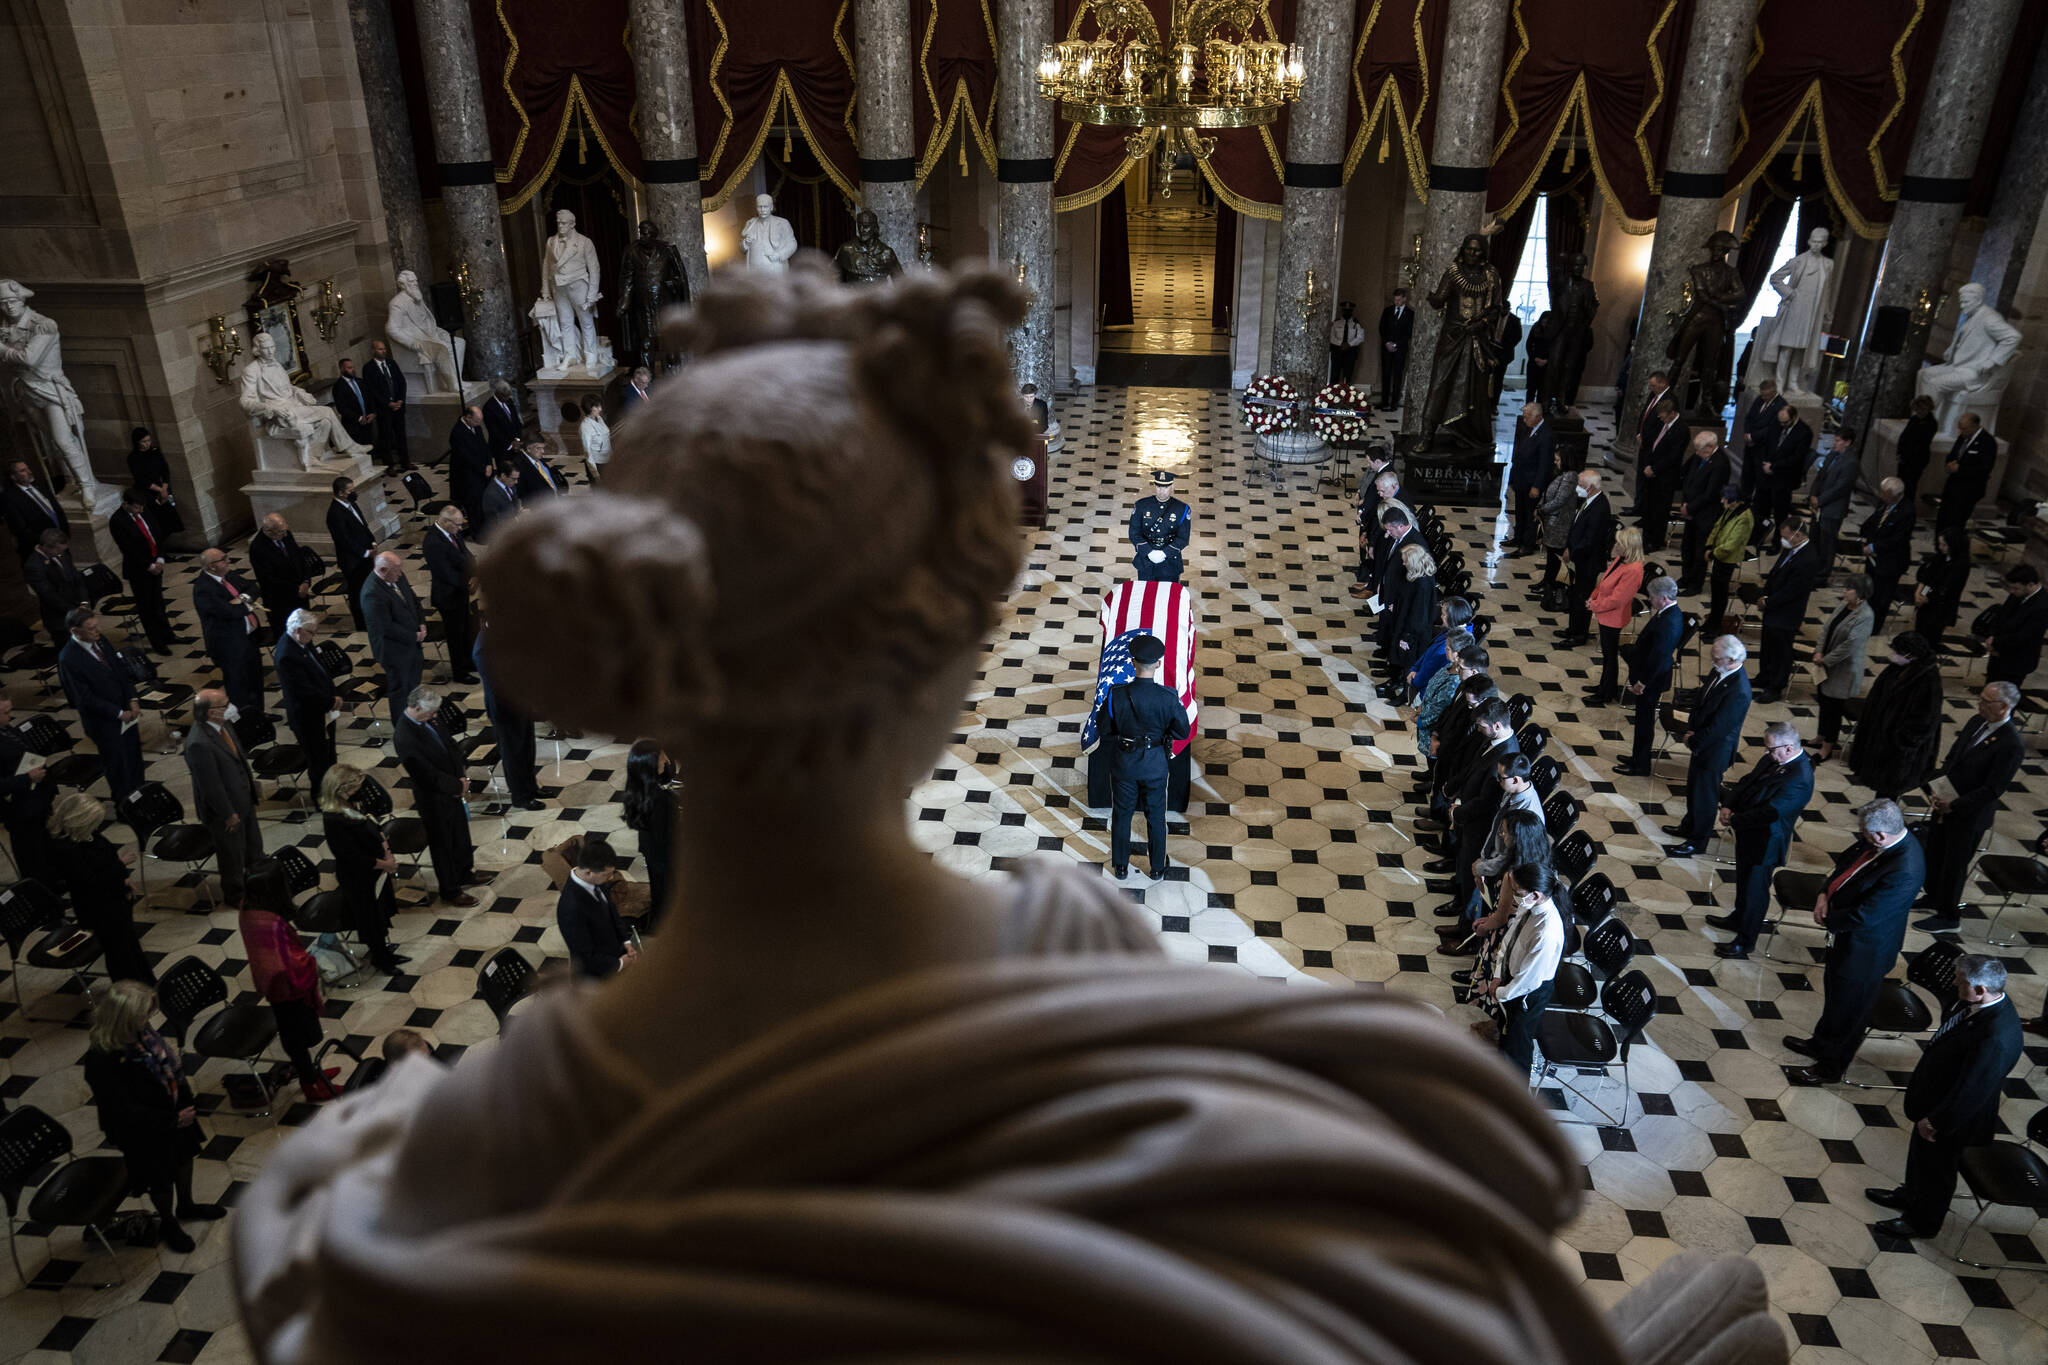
xmin=1543 ymin=252 xmax=1599 ymax=414
xmin=617 ymin=222 xmax=691 ymax=374
xmin=1665 ymin=230 xmax=1744 ymax=418
xmin=835 ymin=209 xmax=904 ymax=286
xmin=1419 ymin=234 xmax=1506 ymax=450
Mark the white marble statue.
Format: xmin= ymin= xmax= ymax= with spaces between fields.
xmin=1918 ymin=281 xmax=2022 ymax=438
xmin=0 ymin=279 xmax=116 ymax=514
xmin=741 ymin=193 xmax=798 ymax=273
xmin=1757 ymin=227 xmax=1834 ymax=393
xmin=540 ymin=209 xmax=603 ymax=370
xmin=386 ymin=269 xmax=463 ymax=393
xmin=530 ymin=298 xmax=568 ymax=374
xmin=239 ymin=332 xmax=372 ymax=469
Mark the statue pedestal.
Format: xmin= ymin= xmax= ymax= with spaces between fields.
xmin=241 ymin=450 xmax=400 ymax=557
xmin=1551 ymin=414 xmax=1590 ymax=473
xmin=59 ymin=487 xmax=118 ymax=569
xmin=1396 ymin=433 xmax=1502 ymax=505
xmin=529 ymin=365 xmax=621 ymax=460
xmin=402 ymin=391 xmax=483 ymax=454
xmin=1864 ymin=417 xmax=2016 ymax=518
xmin=392 ymin=338 xmax=478 ymax=401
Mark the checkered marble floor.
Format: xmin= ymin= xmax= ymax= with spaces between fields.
xmin=1 ymin=386 xmax=2045 ymax=1362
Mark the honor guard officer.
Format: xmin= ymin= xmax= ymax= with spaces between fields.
xmin=1130 ymin=470 xmax=1191 ymax=583
xmin=1096 ymin=633 xmax=1191 ymax=881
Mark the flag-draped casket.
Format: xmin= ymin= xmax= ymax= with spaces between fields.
xmin=1084 ymin=580 xmax=1198 ymax=813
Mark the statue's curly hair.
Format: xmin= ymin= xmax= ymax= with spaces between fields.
xmin=479 ymin=261 xmax=1034 ymax=769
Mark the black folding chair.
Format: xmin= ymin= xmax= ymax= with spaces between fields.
xmin=126 ymin=781 xmax=217 ymax=910
xmin=1505 ymin=693 xmax=1534 ymax=732
xmin=294 ymin=889 xmax=368 ymax=988
xmin=1537 ymin=969 xmax=1657 ymax=1126
xmin=477 ymin=947 xmax=536 ymax=1032
xmin=155 ymin=956 xmax=280 ymax=1118
xmin=1529 ymin=756 xmax=1562 ymax=801
xmin=0 ymin=880 xmax=101 ymax=1019
xmin=1570 ymin=872 xmax=1621 ymax=929
xmin=1514 ymin=723 xmax=1547 ymax=763
xmin=1552 ymin=830 xmax=1595 ymax=885
xmin=0 ymin=1106 xmax=131 ymax=1290
xmin=1949 ymin=1107 xmax=2048 ymax=1273
xmin=1542 ymin=790 xmax=1580 ymax=842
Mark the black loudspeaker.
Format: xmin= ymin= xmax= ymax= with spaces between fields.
xmin=1865 ymin=305 xmax=1909 ymax=357
xmin=429 ymin=282 xmax=465 ymax=333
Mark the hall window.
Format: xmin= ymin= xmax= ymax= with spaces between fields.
xmin=1737 ymin=213 xmax=1801 ymax=338
xmin=1506 ymin=196 xmax=1551 ymax=327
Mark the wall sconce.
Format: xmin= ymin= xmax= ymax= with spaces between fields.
xmin=200 ymin=314 xmax=241 ymax=386
xmin=916 ymin=223 xmax=933 ymax=267
xmin=457 ymin=259 xmax=483 ymax=319
xmin=1013 ymin=254 xmax=1028 ymax=288
xmin=1664 ymin=279 xmax=1694 ymax=321
xmin=1294 ymin=268 xmax=1327 ymax=323
xmin=1911 ymin=287 xmax=1947 ymax=329
xmin=311 ymin=278 xmax=346 ymax=342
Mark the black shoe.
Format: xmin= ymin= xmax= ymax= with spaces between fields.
xmin=1872 ymin=1217 xmax=1932 ymax=1240
xmin=1752 ymin=689 xmax=1781 ymax=704
xmin=1670 ymin=843 xmax=1703 ymax=857
xmin=160 ymin=1222 xmax=195 ymax=1254
xmin=1705 ymin=912 xmax=1742 ymax=931
xmin=1425 ymin=878 xmax=1457 ymax=895
xmin=1451 ymin=969 xmax=1475 ymax=986
xmin=1864 ymin=1188 xmax=1907 ymax=1211
xmin=1614 ymin=763 xmax=1651 ymax=778
xmin=1914 ymin=915 xmax=1962 ymax=934
xmin=1433 ymin=902 xmax=1465 ymax=918
xmin=1713 ymin=942 xmax=1750 ymax=960
xmin=515 ymin=798 xmax=546 ymax=811
xmin=176 ymin=1203 xmax=226 ymax=1222
xmin=1109 ymin=864 xmax=1129 ymax=880
xmin=465 ymin=871 xmax=497 ymax=887
xmin=1436 ymin=940 xmax=1477 ymax=957
xmin=1148 ymin=863 xmax=1170 ymax=881
xmin=452 ymin=674 xmax=479 ymax=685
xmin=1783 ymin=1036 xmax=1818 ymax=1058
xmin=1423 ymin=858 xmax=1455 ymax=874
xmin=372 ymin=951 xmax=411 ymax=971
xmin=1662 ymin=823 xmax=1691 ymax=838
xmin=1786 ymin=1065 xmax=1840 ymax=1086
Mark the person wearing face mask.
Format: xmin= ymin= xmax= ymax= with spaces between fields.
xmin=1703 ymin=487 xmax=1753 ymax=634
xmin=1414 ymin=636 xmax=1483 ymax=778
xmin=184 ymin=687 xmax=263 ymax=903
xmin=1752 ymin=518 xmax=1823 ymax=703
xmin=1848 ymin=633 xmax=1944 ymax=799
xmin=1810 ymin=574 xmax=1874 ymax=764
xmin=1913 ymin=683 xmax=2026 ymax=933
xmin=1560 ymin=469 xmax=1613 ymax=646
xmin=1859 ymin=477 xmax=1914 ymax=631
xmin=326 ymin=475 xmax=377 ymax=633
xmin=1705 ymin=721 xmax=1814 ymax=959
xmin=1466 ymin=862 xmax=1564 ymax=1078
xmin=1785 ymin=799 xmax=1925 ymax=1085
xmin=1533 ymin=447 xmax=1578 ymax=599
xmin=1804 ymin=426 xmax=1861 ymax=566
xmin=1913 ymin=525 xmax=1973 ymax=645
xmin=1664 ymin=636 xmax=1751 ymax=857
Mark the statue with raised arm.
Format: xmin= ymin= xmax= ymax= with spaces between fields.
xmin=540 ymin=209 xmax=604 ymax=370
xmin=239 ymin=332 xmax=372 ymax=468
xmin=617 ymin=220 xmax=691 ymax=372
xmin=0 ymin=279 xmax=115 ymax=513
xmin=1918 ymin=281 xmax=2022 ymax=437
xmin=386 ymin=270 xmax=462 ymax=393
xmin=740 ymin=193 xmax=798 ymax=273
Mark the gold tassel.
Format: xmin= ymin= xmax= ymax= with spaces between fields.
xmin=959 ymin=115 xmax=969 ymax=175
xmin=1793 ymin=143 xmax=1803 ymax=179
xmin=577 ymin=109 xmax=588 ymax=165
xmin=781 ymin=90 xmax=793 ymax=161
xmin=1378 ymin=121 xmax=1389 ymax=164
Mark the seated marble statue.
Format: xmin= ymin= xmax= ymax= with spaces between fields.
xmin=233 ymin=262 xmax=1784 ymax=1365
xmin=237 ymin=332 xmax=371 ymax=465
xmin=385 ymin=269 xmax=462 ymax=393
xmin=1918 ymin=282 xmax=2021 ymax=437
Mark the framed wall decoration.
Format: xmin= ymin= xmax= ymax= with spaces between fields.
xmin=243 ymin=258 xmax=310 ymax=385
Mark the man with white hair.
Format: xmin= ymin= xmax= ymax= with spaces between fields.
xmin=1786 ymin=798 xmax=1925 ymax=1085
xmin=1915 ymin=683 xmax=2025 ymax=933
xmin=1616 ymin=576 xmax=1685 ymax=777
xmin=394 ymin=686 xmax=486 ymax=908
xmin=238 ymin=332 xmax=372 ymax=463
xmin=274 ymin=609 xmax=338 ymax=791
xmin=1706 ymin=721 xmax=1814 ymax=959
xmin=361 ymin=551 xmax=426 ymax=724
xmin=1666 ymin=636 xmax=1751 ymax=857
xmin=1561 ymin=467 xmax=1613 ymax=646
xmin=1858 ymin=476 xmax=1913 ymax=630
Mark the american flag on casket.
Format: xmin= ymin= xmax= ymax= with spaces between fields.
xmin=1082 ymin=580 xmax=1198 ymax=757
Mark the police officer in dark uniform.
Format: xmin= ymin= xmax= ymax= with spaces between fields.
xmin=1129 ymin=470 xmax=1190 ymax=582
xmin=1096 ymin=633 xmax=1190 ymax=880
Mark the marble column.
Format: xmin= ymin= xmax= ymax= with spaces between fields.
xmin=996 ymin=0 xmax=1054 ymax=394
xmin=1844 ymin=0 xmax=2025 ymax=429
xmin=1269 ymin=0 xmax=1358 ymax=388
xmin=856 ymin=0 xmax=920 ymax=268
xmin=627 ymin=0 xmax=711 ymax=296
xmin=1617 ymin=0 xmax=1762 ymax=450
xmin=1973 ymin=34 xmax=2048 ymax=313
xmin=1400 ymin=0 xmax=1511 ymax=438
xmin=414 ymin=0 xmax=521 ymax=383
xmin=348 ymin=0 xmax=432 ymax=286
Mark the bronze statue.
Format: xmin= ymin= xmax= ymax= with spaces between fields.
xmin=1664 ymin=230 xmax=1744 ymax=417
xmin=1419 ymin=233 xmax=1506 ymax=449
xmin=834 ymin=208 xmax=904 ymax=286
xmin=1542 ymin=252 xmax=1599 ymax=414
xmin=617 ymin=220 xmax=691 ymax=373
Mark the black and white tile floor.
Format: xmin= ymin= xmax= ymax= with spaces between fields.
xmin=0 ymin=385 xmax=2044 ymax=1362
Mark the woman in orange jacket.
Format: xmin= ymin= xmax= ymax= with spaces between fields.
xmin=1584 ymin=527 xmax=1646 ymax=704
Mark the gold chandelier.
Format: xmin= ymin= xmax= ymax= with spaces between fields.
xmin=1038 ymin=1 xmax=1305 ymax=179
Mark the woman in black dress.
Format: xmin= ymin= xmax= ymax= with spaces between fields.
xmin=1849 ymin=632 xmax=1945 ymax=798
xmin=1385 ymin=542 xmax=1440 ymax=681
xmin=45 ymin=789 xmax=152 ymax=983
xmin=1894 ymin=396 xmax=1939 ymax=506
xmin=1913 ymin=526 xmax=1972 ymax=645
xmin=127 ymin=427 xmax=185 ymax=539
xmin=318 ymin=764 xmax=404 ymax=973
xmin=621 ymin=739 xmax=676 ymax=931
xmin=83 ymin=980 xmax=224 ymax=1252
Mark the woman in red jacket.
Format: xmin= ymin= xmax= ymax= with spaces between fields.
xmin=238 ymin=859 xmax=339 ymax=1103
xmin=1583 ymin=526 xmax=1646 ymax=705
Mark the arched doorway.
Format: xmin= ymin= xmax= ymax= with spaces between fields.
xmin=1097 ymin=158 xmax=1231 ymax=387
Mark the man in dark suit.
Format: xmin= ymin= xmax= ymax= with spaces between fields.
xmin=483 ymin=380 xmax=523 ymax=452
xmin=182 ymin=687 xmax=263 ymax=902
xmin=1982 ymin=563 xmax=2048 ymax=686
xmin=1348 ymin=450 xmax=1395 ymax=595
xmin=475 ymin=462 xmax=523 ymax=544
xmin=54 ymin=608 xmax=143 ymax=804
xmin=1914 ymin=683 xmax=2027 ymax=932
xmin=361 ymin=340 xmax=409 ymax=470
xmin=1094 ymin=633 xmax=1191 ymax=881
xmin=557 ymin=836 xmax=635 ymax=978
xmin=248 ymin=513 xmax=315 ymax=632
xmin=325 ymin=475 xmax=378 ymax=633
xmin=1753 ymin=517 xmax=1823 ymax=703
xmin=1372 ymin=504 xmax=1419 ymax=654
xmin=0 ymin=697 xmax=54 ymax=885
xmin=1786 ymin=799 xmax=1927 ymax=1083
xmin=1859 ymin=477 xmax=1915 ymax=630
xmin=1676 ymin=431 xmax=1730 ymax=594
xmin=1936 ymin=413 xmax=1997 ymax=533
xmin=192 ymin=546 xmax=267 ymax=719
xmin=361 ymin=551 xmax=426 ymax=725
xmin=1867 ymin=953 xmax=2025 ymax=1240
xmin=108 ymin=489 xmax=175 ymax=653
xmin=1617 ymin=577 xmax=1686 ymax=776
xmin=474 ymin=629 xmax=545 ymax=809
xmin=1736 ymin=380 xmax=1785 ymax=501
xmin=23 ymin=529 xmax=87 ymax=648
xmin=448 ymin=406 xmax=493 ymax=521
xmin=423 ymin=504 xmax=477 ymax=685
xmin=1635 ymin=397 xmax=1689 ymax=550
xmin=273 ymin=609 xmax=338 ymax=792
xmin=330 ymin=358 xmax=377 ymax=454
xmin=1506 ymin=403 xmax=1552 ymax=553
xmin=2 ymin=458 xmax=68 ymax=562
xmin=1563 ymin=469 xmax=1614 ymax=646
xmin=1666 ymin=635 xmax=1752 ymax=856
xmin=1431 ymin=700 xmax=1517 ymax=944
xmin=1706 ymin=721 xmax=1815 ymax=958
xmin=1633 ymin=370 xmax=1672 ymax=453
xmin=509 ymin=438 xmax=565 ymax=502
xmin=1377 ymin=289 xmax=1414 ymax=409
xmin=1805 ymin=426 xmax=1862 ymax=565
xmin=1758 ymin=404 xmax=1813 ymax=534
xmin=394 ymin=686 xmax=482 ymax=907
xmin=613 ymin=366 xmax=653 ymax=420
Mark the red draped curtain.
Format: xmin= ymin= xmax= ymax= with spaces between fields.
xmin=913 ymin=0 xmax=999 ymax=184
xmin=1343 ymin=0 xmax=1447 ymax=189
